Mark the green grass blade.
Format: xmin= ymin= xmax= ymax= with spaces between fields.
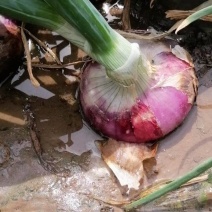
xmin=124 ymin=158 xmax=212 ymax=211
xmin=176 ymin=5 xmax=212 ymax=33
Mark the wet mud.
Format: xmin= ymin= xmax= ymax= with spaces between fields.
xmin=0 ymin=2 xmax=212 ymax=211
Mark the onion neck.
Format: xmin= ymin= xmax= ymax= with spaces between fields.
xmin=45 ymin=0 xmax=151 ymax=91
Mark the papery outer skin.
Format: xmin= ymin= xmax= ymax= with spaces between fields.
xmin=0 ymin=15 xmax=20 ymax=36
xmin=0 ymin=16 xmax=23 ymax=84
xmin=80 ymin=40 xmax=197 ymax=143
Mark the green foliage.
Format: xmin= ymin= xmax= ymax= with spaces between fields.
xmin=176 ymin=5 xmax=212 ymax=32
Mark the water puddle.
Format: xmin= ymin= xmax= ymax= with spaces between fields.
xmin=56 ymin=121 xmax=103 ymax=157
xmin=11 ymin=66 xmax=55 ymax=99
xmin=0 ymin=17 xmax=211 ymax=211
xmin=15 ymin=79 xmax=55 ymax=99
xmin=11 ymin=67 xmax=25 ymax=84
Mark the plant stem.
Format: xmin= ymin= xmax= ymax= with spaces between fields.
xmin=0 ymin=0 xmax=150 ymax=90
xmin=44 ymin=0 xmax=144 ymax=87
xmin=44 ymin=0 xmax=115 ymax=54
xmin=0 ymin=0 xmax=87 ymax=49
xmin=124 ymin=158 xmax=212 ymax=211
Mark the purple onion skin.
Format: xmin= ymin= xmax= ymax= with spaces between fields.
xmin=80 ymin=39 xmax=197 ymax=143
xmin=0 ymin=16 xmax=23 ymax=84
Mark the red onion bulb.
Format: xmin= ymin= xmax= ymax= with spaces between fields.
xmin=80 ymin=39 xmax=198 ymax=143
xmin=0 ymin=15 xmax=23 ymax=84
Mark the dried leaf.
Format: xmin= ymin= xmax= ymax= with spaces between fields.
xmin=24 ymin=28 xmax=62 ymax=65
xmin=171 ymin=45 xmax=194 ymax=67
xmin=117 ymin=20 xmax=183 ymax=40
xmin=166 ymin=10 xmax=212 ymax=22
xmin=96 ymin=139 xmax=157 ymax=192
xmin=21 ymin=24 xmax=40 ymax=87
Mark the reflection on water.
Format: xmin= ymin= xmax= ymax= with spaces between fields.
xmin=56 ymin=121 xmax=103 ymax=157
xmin=11 ymin=67 xmax=25 ymax=85
xmin=11 ymin=67 xmax=55 ymax=99
xmin=15 ymin=79 xmax=55 ymax=99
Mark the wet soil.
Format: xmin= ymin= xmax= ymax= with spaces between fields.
xmin=0 ymin=1 xmax=212 ymax=211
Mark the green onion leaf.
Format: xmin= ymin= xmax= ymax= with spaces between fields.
xmin=44 ymin=0 xmax=115 ymax=54
xmin=0 ymin=0 xmax=87 ymax=48
xmin=176 ymin=5 xmax=212 ymax=33
xmin=0 ymin=0 xmax=63 ymax=30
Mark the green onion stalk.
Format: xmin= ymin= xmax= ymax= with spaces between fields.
xmin=0 ymin=0 xmax=198 ymax=143
xmin=124 ymin=158 xmax=212 ymax=211
xmin=177 ymin=5 xmax=212 ymax=33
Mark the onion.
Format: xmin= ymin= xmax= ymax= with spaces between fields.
xmin=0 ymin=1 xmax=198 ymax=143
xmin=80 ymin=39 xmax=198 ymax=143
xmin=0 ymin=15 xmax=23 ymax=84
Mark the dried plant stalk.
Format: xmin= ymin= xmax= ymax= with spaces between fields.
xmin=21 ymin=23 xmax=40 ymax=87
xmin=166 ymin=10 xmax=212 ymax=22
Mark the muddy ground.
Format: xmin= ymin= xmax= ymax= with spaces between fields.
xmin=0 ymin=1 xmax=212 ymax=211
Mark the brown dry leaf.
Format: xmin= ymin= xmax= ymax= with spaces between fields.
xmin=171 ymin=45 xmax=194 ymax=67
xmin=166 ymin=0 xmax=212 ymax=22
xmin=166 ymin=10 xmax=212 ymax=22
xmin=96 ymin=139 xmax=157 ymax=192
xmin=117 ymin=20 xmax=183 ymax=40
xmin=21 ymin=24 xmax=40 ymax=87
